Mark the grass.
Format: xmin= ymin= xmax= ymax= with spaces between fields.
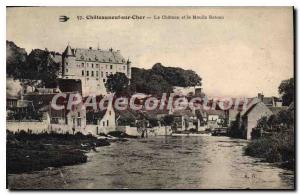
xmin=244 ymin=130 xmax=294 ymax=170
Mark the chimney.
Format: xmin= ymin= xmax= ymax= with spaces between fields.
xmin=258 ymin=93 xmax=264 ymax=101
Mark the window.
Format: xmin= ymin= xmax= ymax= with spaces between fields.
xmin=123 ymin=66 xmax=126 ymax=70
xmin=91 ymin=71 xmax=94 ymax=77
xmin=107 ymin=120 xmax=109 ymax=126
xmin=82 ymin=70 xmax=84 ymax=76
xmin=96 ymin=71 xmax=99 ymax=77
xmin=73 ymin=118 xmax=75 ymax=125
xmin=103 ymin=79 xmax=106 ymax=82
xmin=92 ymin=64 xmax=94 ymax=68
xmin=66 ymin=69 xmax=68 ymax=73
xmin=86 ymin=71 xmax=89 ymax=76
xmin=96 ymin=64 xmax=99 ymax=68
xmin=78 ymin=112 xmax=80 ymax=117
xmin=66 ymin=62 xmax=68 ymax=65
xmin=82 ymin=63 xmax=84 ymax=67
xmin=77 ymin=118 xmax=81 ymax=127
xmin=106 ymin=65 xmax=108 ymax=69
xmin=110 ymin=65 xmax=113 ymax=69
xmin=101 ymin=71 xmax=103 ymax=78
xmin=106 ymin=72 xmax=108 ymax=76
xmin=87 ymin=63 xmax=89 ymax=68
xmin=103 ymin=121 xmax=105 ymax=127
xmin=109 ymin=111 xmax=111 ymax=115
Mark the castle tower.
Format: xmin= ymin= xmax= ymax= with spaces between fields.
xmin=62 ymin=44 xmax=76 ymax=77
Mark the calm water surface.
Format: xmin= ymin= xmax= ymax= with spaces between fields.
xmin=8 ymin=136 xmax=294 ymax=189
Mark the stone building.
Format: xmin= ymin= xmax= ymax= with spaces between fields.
xmin=241 ymin=101 xmax=273 ymax=140
xmin=61 ymin=44 xmax=131 ymax=96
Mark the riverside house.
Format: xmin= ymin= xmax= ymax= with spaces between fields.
xmin=240 ymin=101 xmax=273 ymax=140
xmin=85 ymin=100 xmax=116 ymax=135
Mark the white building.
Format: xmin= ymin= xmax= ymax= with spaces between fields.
xmin=61 ymin=44 xmax=131 ymax=96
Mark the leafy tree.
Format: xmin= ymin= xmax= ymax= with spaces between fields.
xmin=105 ymin=72 xmax=130 ymax=96
xmin=130 ymin=63 xmax=202 ymax=95
xmin=279 ymin=78 xmax=294 ymax=106
xmin=26 ymin=49 xmax=60 ymax=85
xmin=6 ymin=41 xmax=27 ymax=78
xmin=7 ymin=41 xmax=60 ymax=87
xmin=152 ymin=63 xmax=202 ymax=87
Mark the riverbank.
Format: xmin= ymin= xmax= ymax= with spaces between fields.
xmin=7 ymin=136 xmax=294 ymax=189
xmin=244 ymin=131 xmax=295 ymax=170
xmin=6 ymin=131 xmax=132 ymax=174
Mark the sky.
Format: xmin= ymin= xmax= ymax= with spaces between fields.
xmin=6 ymin=7 xmax=294 ymax=98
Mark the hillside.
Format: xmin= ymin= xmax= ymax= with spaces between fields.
xmin=6 ymin=41 xmax=60 ymax=86
xmin=130 ymin=63 xmax=202 ymax=95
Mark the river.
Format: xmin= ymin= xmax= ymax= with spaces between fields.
xmin=7 ymin=136 xmax=294 ymax=189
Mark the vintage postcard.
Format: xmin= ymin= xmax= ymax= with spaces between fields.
xmin=6 ymin=7 xmax=295 ymax=190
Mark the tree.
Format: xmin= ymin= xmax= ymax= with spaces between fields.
xmin=279 ymin=78 xmax=294 ymax=106
xmin=26 ymin=49 xmax=60 ymax=85
xmin=6 ymin=41 xmax=27 ymax=78
xmin=7 ymin=41 xmax=60 ymax=87
xmin=130 ymin=63 xmax=202 ymax=95
xmin=105 ymin=72 xmax=130 ymax=96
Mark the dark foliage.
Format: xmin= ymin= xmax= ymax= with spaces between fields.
xmin=6 ymin=41 xmax=60 ymax=86
xmin=227 ymin=113 xmax=243 ymax=138
xmin=105 ymin=72 xmax=130 ymax=96
xmin=130 ymin=63 xmax=202 ymax=95
xmin=162 ymin=115 xmax=174 ymax=126
xmin=6 ymin=131 xmax=110 ymax=174
xmin=278 ymin=78 xmax=294 ymax=106
xmin=6 ymin=41 xmax=27 ymax=78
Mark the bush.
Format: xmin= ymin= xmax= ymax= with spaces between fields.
xmin=244 ymin=130 xmax=294 ymax=169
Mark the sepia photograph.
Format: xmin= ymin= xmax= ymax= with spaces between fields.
xmin=6 ymin=6 xmax=295 ymax=190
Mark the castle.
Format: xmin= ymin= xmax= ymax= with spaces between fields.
xmin=60 ymin=44 xmax=131 ymax=96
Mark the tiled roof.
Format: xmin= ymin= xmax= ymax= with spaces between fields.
xmin=74 ymin=48 xmax=126 ymax=64
xmin=63 ymin=45 xmax=74 ymax=57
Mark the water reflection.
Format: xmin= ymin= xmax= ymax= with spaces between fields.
xmin=8 ymin=136 xmax=294 ymax=189
xmin=63 ymin=136 xmax=294 ymax=189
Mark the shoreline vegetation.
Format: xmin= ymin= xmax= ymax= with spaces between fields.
xmin=244 ymin=131 xmax=295 ymax=170
xmin=6 ymin=130 xmax=136 ymax=174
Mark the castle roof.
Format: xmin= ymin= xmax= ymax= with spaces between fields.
xmin=63 ymin=45 xmax=74 ymax=57
xmin=74 ymin=48 xmax=126 ymax=64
